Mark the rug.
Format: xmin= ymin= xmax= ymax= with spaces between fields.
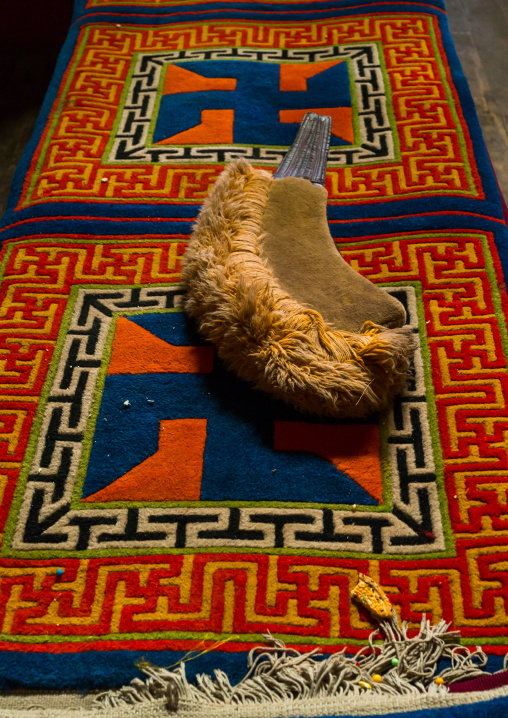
xmin=1 ymin=0 xmax=508 ymax=701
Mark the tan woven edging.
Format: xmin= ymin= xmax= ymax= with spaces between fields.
xmin=1 ymin=686 xmax=508 ymax=717
xmin=182 ymin=158 xmax=415 ymax=418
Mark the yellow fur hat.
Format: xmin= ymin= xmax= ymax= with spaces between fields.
xmin=182 ymin=158 xmax=415 ymax=418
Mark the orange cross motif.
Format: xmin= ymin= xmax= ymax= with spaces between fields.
xmin=83 ymin=315 xmax=382 ymax=504
xmin=154 ymin=61 xmax=354 ymax=146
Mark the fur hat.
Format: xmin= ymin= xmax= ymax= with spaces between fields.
xmin=182 ymin=158 xmax=415 ymax=418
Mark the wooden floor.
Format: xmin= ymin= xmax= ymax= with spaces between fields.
xmin=0 ymin=0 xmax=507 ymax=215
xmin=446 ymin=0 xmax=508 ymax=202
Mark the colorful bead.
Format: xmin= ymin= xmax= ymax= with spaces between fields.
xmin=391 ymin=658 xmax=399 ymax=666
xmin=56 ymin=569 xmax=64 ymax=578
xmin=372 ymin=674 xmax=383 ymax=683
xmin=359 ymin=681 xmax=372 ymax=690
xmin=435 ymin=677 xmax=445 ymax=685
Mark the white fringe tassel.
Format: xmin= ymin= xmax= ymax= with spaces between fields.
xmin=95 ymin=614 xmax=490 ymax=712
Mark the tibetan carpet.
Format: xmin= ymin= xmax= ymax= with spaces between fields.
xmin=1 ymin=0 xmax=508 ymax=693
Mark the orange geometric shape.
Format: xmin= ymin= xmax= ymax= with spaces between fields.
xmin=279 ymin=61 xmax=344 ymax=92
xmin=82 ymin=418 xmax=207 ymax=502
xmin=163 ymin=64 xmax=237 ymax=95
xmin=279 ymin=107 xmax=355 ymax=144
xmin=21 ymin=20 xmax=482 ymax=208
xmin=273 ymin=421 xmax=383 ymax=502
xmin=155 ymin=109 xmax=234 ymax=145
xmin=107 ymin=316 xmax=214 ymax=375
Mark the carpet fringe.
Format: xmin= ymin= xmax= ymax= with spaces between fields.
xmin=94 ymin=613 xmax=494 ymax=712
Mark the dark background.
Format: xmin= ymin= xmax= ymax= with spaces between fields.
xmin=0 ymin=0 xmax=73 ymax=215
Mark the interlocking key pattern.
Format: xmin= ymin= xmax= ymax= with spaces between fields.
xmin=1 ymin=230 xmax=508 ymax=649
xmin=19 ymin=15 xmax=481 ymax=208
xmin=9 ymin=283 xmax=445 ymax=555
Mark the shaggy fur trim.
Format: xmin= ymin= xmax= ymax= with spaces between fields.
xmin=182 ymin=158 xmax=415 ymax=418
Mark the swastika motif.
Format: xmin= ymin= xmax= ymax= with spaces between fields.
xmin=2 ymin=0 xmax=508 ymax=688
xmin=19 ymin=15 xmax=481 ymax=208
xmin=8 ymin=284 xmax=447 ymax=555
xmin=107 ymin=44 xmax=395 ymax=166
xmin=1 ymin=230 xmax=508 ymax=648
